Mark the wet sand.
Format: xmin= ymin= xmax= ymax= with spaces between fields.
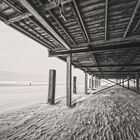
xmin=0 ymin=86 xmax=140 ymax=140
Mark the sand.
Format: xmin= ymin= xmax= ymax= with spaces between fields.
xmin=0 ymin=86 xmax=140 ymax=140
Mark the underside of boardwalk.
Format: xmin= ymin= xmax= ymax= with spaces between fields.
xmin=0 ymin=87 xmax=140 ymax=140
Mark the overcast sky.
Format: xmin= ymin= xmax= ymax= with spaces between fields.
xmin=0 ymin=22 xmax=84 ymax=83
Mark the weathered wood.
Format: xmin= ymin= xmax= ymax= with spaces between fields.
xmin=19 ymin=0 xmax=71 ymax=50
xmin=78 ymin=63 xmax=140 ymax=68
xmin=66 ymin=54 xmax=72 ymax=107
xmin=91 ymin=75 xmax=94 ymax=89
xmin=73 ymin=76 xmax=77 ymax=94
xmin=127 ymin=76 xmax=130 ymax=89
xmin=136 ymin=74 xmax=139 ymax=92
xmin=123 ymin=0 xmax=140 ymax=38
xmin=105 ymin=0 xmax=108 ymax=42
xmin=85 ymin=72 xmax=88 ymax=94
xmin=49 ymin=42 xmax=140 ymax=56
xmin=48 ymin=69 xmax=56 ymax=104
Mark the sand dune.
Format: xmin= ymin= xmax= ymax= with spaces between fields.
xmin=0 ymin=86 xmax=140 ymax=140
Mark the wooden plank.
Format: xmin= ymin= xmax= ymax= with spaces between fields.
xmin=73 ymin=76 xmax=77 ymax=94
xmin=105 ymin=0 xmax=108 ymax=42
xmin=85 ymin=72 xmax=88 ymax=94
xmin=48 ymin=69 xmax=56 ymax=104
xmin=49 ymin=42 xmax=140 ymax=56
xmin=123 ymin=0 xmax=140 ymax=38
xmin=66 ymin=54 xmax=72 ymax=107
xmin=19 ymin=0 xmax=71 ymax=50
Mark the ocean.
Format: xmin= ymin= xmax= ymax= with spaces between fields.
xmin=0 ymin=83 xmax=85 ymax=114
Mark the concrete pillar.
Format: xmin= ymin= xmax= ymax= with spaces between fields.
xmin=85 ymin=72 xmax=88 ymax=94
xmin=66 ymin=54 xmax=72 ymax=107
xmin=48 ymin=69 xmax=56 ymax=104
xmin=73 ymin=76 xmax=77 ymax=94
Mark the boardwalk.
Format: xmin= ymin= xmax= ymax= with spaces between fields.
xmin=0 ymin=86 xmax=140 ymax=140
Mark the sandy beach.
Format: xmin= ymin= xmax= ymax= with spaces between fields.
xmin=0 ymin=86 xmax=140 ymax=140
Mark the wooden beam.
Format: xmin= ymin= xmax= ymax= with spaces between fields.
xmin=5 ymin=12 xmax=32 ymax=24
xmin=23 ymin=21 xmax=54 ymax=49
xmin=48 ymin=69 xmax=56 ymax=104
xmin=19 ymin=0 xmax=71 ymax=50
xmin=133 ymin=19 xmax=140 ymax=32
xmin=136 ymin=73 xmax=139 ymax=92
xmin=72 ymin=0 xmax=90 ymax=43
xmin=89 ymin=70 xmax=140 ymax=73
xmin=79 ymin=63 xmax=140 ymax=68
xmin=49 ymin=10 xmax=76 ymax=46
xmin=66 ymin=54 xmax=72 ymax=107
xmin=73 ymin=76 xmax=77 ymax=94
xmin=123 ymin=0 xmax=140 ymax=38
xmin=105 ymin=0 xmax=108 ymax=42
xmin=118 ymin=49 xmax=137 ymax=71
xmin=49 ymin=42 xmax=140 ymax=56
xmin=85 ymin=72 xmax=88 ymax=94
xmin=127 ymin=76 xmax=130 ymax=88
xmin=3 ymin=0 xmax=56 ymax=49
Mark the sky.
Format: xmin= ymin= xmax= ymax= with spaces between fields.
xmin=0 ymin=21 xmax=85 ymax=84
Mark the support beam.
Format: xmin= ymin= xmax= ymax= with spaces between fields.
xmin=89 ymin=70 xmax=140 ymax=73
xmin=72 ymin=0 xmax=90 ymax=43
xmin=49 ymin=42 xmax=140 ymax=56
xmin=48 ymin=69 xmax=56 ymax=104
xmin=66 ymin=54 xmax=72 ymax=107
xmin=85 ymin=72 xmax=88 ymax=94
xmin=105 ymin=0 xmax=108 ymax=42
xmin=78 ymin=63 xmax=140 ymax=68
xmin=19 ymin=0 xmax=71 ymax=50
xmin=73 ymin=76 xmax=77 ymax=94
xmin=127 ymin=76 xmax=130 ymax=88
xmin=123 ymin=0 xmax=140 ymax=38
xmin=136 ymin=74 xmax=139 ymax=92
xmin=133 ymin=19 xmax=140 ymax=32
xmin=91 ymin=75 xmax=94 ymax=89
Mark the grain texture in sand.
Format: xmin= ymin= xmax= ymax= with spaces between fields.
xmin=0 ymin=86 xmax=140 ymax=140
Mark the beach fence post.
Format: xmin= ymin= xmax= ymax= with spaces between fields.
xmin=66 ymin=54 xmax=72 ymax=107
xmin=136 ymin=74 xmax=139 ymax=92
xmin=85 ymin=72 xmax=88 ymax=94
xmin=73 ymin=76 xmax=77 ymax=94
xmin=48 ymin=69 xmax=56 ymax=104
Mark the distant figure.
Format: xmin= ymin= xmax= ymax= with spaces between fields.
xmin=29 ymin=83 xmax=31 ymax=86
